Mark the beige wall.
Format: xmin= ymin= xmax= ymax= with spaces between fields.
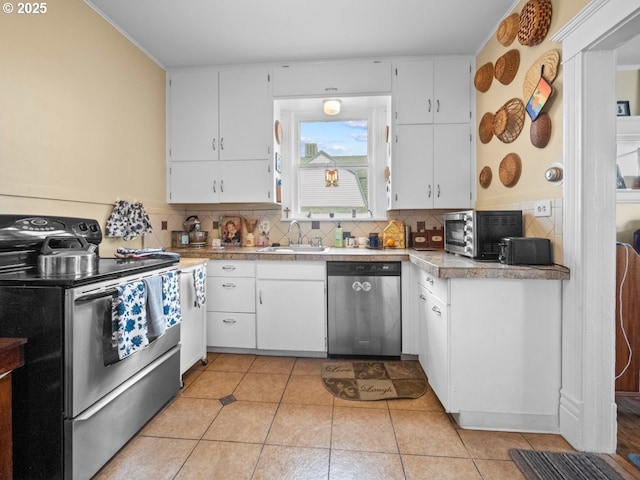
xmin=474 ymin=0 xmax=589 ymax=261
xmin=475 ymin=0 xmax=588 ymax=207
xmin=0 ymin=1 xmax=175 ymax=256
xmin=617 ymin=70 xmax=640 ymax=116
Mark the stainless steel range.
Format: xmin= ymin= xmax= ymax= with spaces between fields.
xmin=0 ymin=215 xmax=181 ymax=479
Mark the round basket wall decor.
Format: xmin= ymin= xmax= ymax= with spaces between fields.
xmin=493 ymin=98 xmax=525 ymax=144
xmin=530 ymin=112 xmax=552 ymax=148
xmin=518 ymin=0 xmax=553 ymax=47
xmin=523 ymin=50 xmax=560 ymax=100
xmin=494 ymin=49 xmax=520 ymax=85
xmin=479 ymin=166 xmax=493 ymax=189
xmin=474 ymin=62 xmax=494 ymax=92
xmin=479 ymin=112 xmax=494 ymax=144
xmin=499 ymin=153 xmax=522 ymax=188
xmin=497 ymin=13 xmax=520 ymax=47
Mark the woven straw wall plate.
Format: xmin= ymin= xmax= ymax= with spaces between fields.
xmin=474 ymin=62 xmax=494 ymax=92
xmin=499 ymin=153 xmax=522 ymax=187
xmin=518 ymin=0 xmax=553 ymax=47
xmin=479 ymin=166 xmax=493 ymax=189
xmin=523 ymin=50 xmax=560 ymax=100
xmin=493 ymin=98 xmax=525 ymax=144
xmin=497 ymin=13 xmax=520 ymax=47
xmin=494 ymin=49 xmax=520 ymax=85
xmin=530 ymin=112 xmax=552 ymax=148
xmin=479 ymin=112 xmax=494 ymax=144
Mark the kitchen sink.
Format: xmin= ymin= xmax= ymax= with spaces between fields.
xmin=257 ymin=245 xmax=330 ymax=253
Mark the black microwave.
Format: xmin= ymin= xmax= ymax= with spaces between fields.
xmin=443 ymin=210 xmax=523 ymax=260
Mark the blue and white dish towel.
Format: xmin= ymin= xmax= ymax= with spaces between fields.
xmin=112 ymin=281 xmax=149 ymax=360
xmin=193 ymin=265 xmax=206 ymax=308
xmin=162 ymin=271 xmax=182 ymax=328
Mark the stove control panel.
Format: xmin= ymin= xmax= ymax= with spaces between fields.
xmin=0 ymin=215 xmax=103 ymax=250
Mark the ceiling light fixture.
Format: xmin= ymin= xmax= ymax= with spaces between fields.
xmin=323 ymin=99 xmax=341 ymax=116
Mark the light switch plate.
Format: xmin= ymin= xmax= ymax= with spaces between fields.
xmin=534 ymin=200 xmax=552 ymax=217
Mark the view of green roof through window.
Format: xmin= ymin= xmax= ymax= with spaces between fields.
xmin=298 ymin=120 xmax=369 ymax=215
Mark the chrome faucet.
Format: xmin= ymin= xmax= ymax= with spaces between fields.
xmin=287 ymin=220 xmax=302 ymax=245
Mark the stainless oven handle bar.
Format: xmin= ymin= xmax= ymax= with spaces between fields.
xmin=75 ymin=289 xmax=117 ymax=303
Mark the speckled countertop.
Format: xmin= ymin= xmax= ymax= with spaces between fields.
xmin=171 ymin=246 xmax=570 ymax=281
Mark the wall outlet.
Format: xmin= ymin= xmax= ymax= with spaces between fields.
xmin=311 ymin=221 xmax=320 ymax=230
xmin=534 ymin=200 xmax=552 ymax=217
xmin=161 ymin=221 xmax=167 ymax=230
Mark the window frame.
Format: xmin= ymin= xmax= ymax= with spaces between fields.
xmin=280 ymin=98 xmax=389 ymax=221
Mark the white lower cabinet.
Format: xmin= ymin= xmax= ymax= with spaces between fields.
xmin=206 ymin=260 xmax=256 ymax=349
xmin=415 ymin=266 xmax=562 ymax=433
xmin=255 ymin=261 xmax=326 ymax=353
xmin=179 ymin=262 xmax=208 ymax=375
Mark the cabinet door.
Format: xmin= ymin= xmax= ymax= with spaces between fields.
xmin=395 ymin=60 xmax=434 ymax=124
xmin=257 ymin=279 xmax=326 ymax=352
xmin=168 ymin=161 xmax=218 ymax=203
xmin=219 ymin=68 xmax=270 ymax=161
xmin=392 ymin=124 xmax=434 ymax=209
xmin=169 ymin=70 xmax=219 ymax=161
xmin=417 ymin=284 xmax=429 ymax=373
xmin=219 ymin=160 xmax=274 ymax=203
xmin=433 ymin=124 xmax=472 ymax=209
xmin=425 ymin=291 xmax=449 ymax=408
xmin=433 ymin=59 xmax=471 ymax=124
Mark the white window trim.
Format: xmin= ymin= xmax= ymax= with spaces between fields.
xmin=279 ymin=101 xmax=389 ymax=221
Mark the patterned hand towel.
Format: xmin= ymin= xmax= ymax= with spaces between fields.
xmin=162 ymin=271 xmax=182 ymax=328
xmin=112 ymin=281 xmax=149 ymax=360
xmin=193 ymin=265 xmax=207 ymax=308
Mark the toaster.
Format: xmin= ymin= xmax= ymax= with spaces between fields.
xmin=499 ymin=237 xmax=553 ymax=265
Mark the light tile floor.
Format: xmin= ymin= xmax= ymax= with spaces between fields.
xmin=95 ymin=353 xmax=640 ymax=480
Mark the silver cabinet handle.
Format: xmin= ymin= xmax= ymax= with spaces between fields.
xmin=428 ymin=185 xmax=432 ymax=198
xmin=222 ymin=265 xmax=236 ymax=271
xmin=220 ymin=137 xmax=224 ymax=150
xmin=432 ymin=305 xmax=442 ymax=315
xmin=436 ymin=100 xmax=440 ymax=113
xmin=212 ymin=138 xmax=216 ymax=151
xmin=222 ymin=282 xmax=236 ymax=289
xmin=222 ymin=318 xmax=237 ymax=324
xmin=220 ymin=179 xmax=224 ymax=193
xmin=437 ymin=184 xmax=441 ymax=198
xmin=419 ymin=294 xmax=427 ymax=301
xmin=259 ymin=290 xmax=263 ymax=304
xmin=213 ymin=180 xmax=217 ymax=193
xmin=428 ymin=99 xmax=432 ymax=112
xmin=425 ymin=276 xmax=434 ymax=285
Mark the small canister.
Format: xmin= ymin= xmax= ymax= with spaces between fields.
xmin=172 ymin=231 xmax=189 ymax=248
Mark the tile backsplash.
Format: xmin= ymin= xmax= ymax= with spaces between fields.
xmin=142 ymin=200 xmax=563 ymax=260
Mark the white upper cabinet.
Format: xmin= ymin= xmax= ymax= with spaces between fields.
xmin=169 ymin=70 xmax=219 ymax=162
xmin=218 ymin=68 xmax=271 ymax=161
xmin=167 ymin=67 xmax=275 ymax=203
xmin=272 ymin=61 xmax=392 ymax=97
xmin=395 ymin=58 xmax=471 ymax=125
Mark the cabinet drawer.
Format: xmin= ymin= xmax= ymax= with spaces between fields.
xmin=207 ymin=277 xmax=255 ymax=312
xmin=207 ymin=312 xmax=256 ymax=349
xmin=256 ymin=261 xmax=325 ymax=280
xmin=418 ymin=271 xmax=448 ymax=303
xmin=208 ymin=260 xmax=255 ymax=277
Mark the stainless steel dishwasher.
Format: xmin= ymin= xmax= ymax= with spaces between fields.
xmin=327 ymin=261 xmax=401 ymax=357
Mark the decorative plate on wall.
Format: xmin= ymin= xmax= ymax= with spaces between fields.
xmin=518 ymin=0 xmax=553 ymax=47
xmin=497 ymin=13 xmax=520 ymax=47
xmin=479 ymin=166 xmax=493 ymax=189
xmin=274 ymin=120 xmax=283 ymax=145
xmin=479 ymin=112 xmax=494 ymax=144
xmin=523 ymin=49 xmax=560 ymax=100
xmin=499 ymin=153 xmax=522 ymax=188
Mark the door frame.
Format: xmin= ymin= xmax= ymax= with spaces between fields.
xmin=553 ymin=0 xmax=640 ymax=453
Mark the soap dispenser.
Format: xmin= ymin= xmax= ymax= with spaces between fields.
xmin=335 ymin=223 xmax=344 ymax=247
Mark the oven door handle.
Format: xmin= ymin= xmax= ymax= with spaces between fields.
xmin=75 ymin=289 xmax=117 ymax=304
